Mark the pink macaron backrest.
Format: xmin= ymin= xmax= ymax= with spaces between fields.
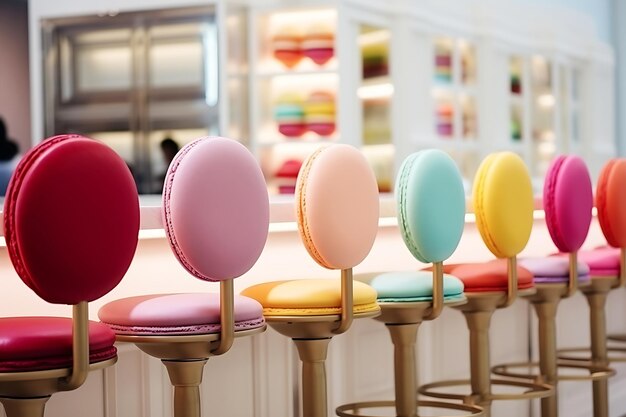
xmin=4 ymin=135 xmax=140 ymax=304
xmin=295 ymin=145 xmax=379 ymax=270
xmin=543 ymin=155 xmax=593 ymax=253
xmin=163 ymin=137 xmax=269 ymax=281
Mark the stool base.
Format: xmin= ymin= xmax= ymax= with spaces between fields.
xmin=419 ymin=378 xmax=552 ymax=402
xmin=336 ymin=400 xmax=484 ymax=417
xmin=491 ymin=361 xmax=615 ymax=382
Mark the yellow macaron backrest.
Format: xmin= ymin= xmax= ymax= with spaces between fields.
xmin=472 ymin=152 xmax=533 ymax=258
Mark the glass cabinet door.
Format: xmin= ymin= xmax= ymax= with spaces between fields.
xmin=530 ymin=55 xmax=556 ymax=179
xmin=43 ymin=6 xmax=218 ymax=194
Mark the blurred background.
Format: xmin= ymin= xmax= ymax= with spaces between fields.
xmin=0 ymin=0 xmax=622 ymax=195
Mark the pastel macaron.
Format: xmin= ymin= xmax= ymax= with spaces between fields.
xmin=302 ymin=24 xmax=334 ymax=65
xmin=395 ymin=149 xmax=465 ymax=263
xmin=274 ymin=93 xmax=307 ymax=138
xmin=271 ymin=26 xmax=303 ymax=69
xmin=296 ymin=145 xmax=379 ymax=269
xmin=275 ymin=159 xmax=302 ymax=194
xmin=162 ymin=136 xmax=270 ymax=281
xmin=472 ymin=152 xmax=533 ymax=259
xmin=304 ymin=91 xmax=336 ymax=136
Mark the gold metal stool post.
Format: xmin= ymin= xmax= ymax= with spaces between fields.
xmin=419 ymin=258 xmax=553 ymax=417
xmin=335 ymin=265 xmax=484 ymax=417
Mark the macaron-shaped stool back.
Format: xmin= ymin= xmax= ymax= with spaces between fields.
xmin=337 ymin=150 xmax=483 ymax=417
xmin=1 ymin=134 xmax=140 ymax=417
xmin=242 ymin=144 xmax=380 ymax=417
xmin=419 ymin=152 xmax=552 ymax=416
xmin=98 ymin=137 xmax=269 ymax=417
xmin=556 ymin=159 xmax=626 ymax=417
xmin=491 ymin=155 xmax=602 ymax=417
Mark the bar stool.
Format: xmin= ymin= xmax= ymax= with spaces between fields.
xmin=491 ymin=155 xmax=614 ymax=417
xmin=418 ymin=152 xmax=552 ymax=416
xmin=98 ymin=137 xmax=269 ymax=417
xmin=335 ymin=149 xmax=483 ymax=417
xmin=0 ymin=134 xmax=140 ymax=417
xmin=241 ymin=144 xmax=381 ymax=417
xmin=556 ymin=159 xmax=626 ymax=417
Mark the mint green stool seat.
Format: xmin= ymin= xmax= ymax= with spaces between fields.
xmin=367 ymin=271 xmax=464 ymax=302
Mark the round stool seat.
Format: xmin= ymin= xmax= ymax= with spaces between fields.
xmin=241 ymin=279 xmax=379 ymax=316
xmin=433 ymin=259 xmax=533 ymax=293
xmin=576 ymin=248 xmax=620 ymax=277
xmin=519 ymin=257 xmax=590 ymax=284
xmin=98 ymin=293 xmax=265 ymax=335
xmin=363 ymin=271 xmax=464 ymax=302
xmin=0 ymin=317 xmax=116 ymax=372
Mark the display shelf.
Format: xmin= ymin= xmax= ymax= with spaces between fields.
xmin=256 ymin=66 xmax=338 ymax=79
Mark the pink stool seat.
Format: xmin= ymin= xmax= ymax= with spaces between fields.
xmin=519 ymin=257 xmax=590 ymax=283
xmin=0 ymin=317 xmax=116 ymax=372
xmin=576 ymin=248 xmax=620 ymax=277
xmin=99 ymin=293 xmax=265 ymax=335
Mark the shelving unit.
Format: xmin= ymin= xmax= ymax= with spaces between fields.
xmin=229 ymin=0 xmax=614 ymax=196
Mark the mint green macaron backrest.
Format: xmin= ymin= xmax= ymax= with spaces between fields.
xmin=395 ymin=150 xmax=465 ymax=263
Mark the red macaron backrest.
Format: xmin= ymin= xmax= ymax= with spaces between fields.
xmin=4 ymin=135 xmax=140 ymax=304
xmin=596 ymin=159 xmax=626 ymax=248
xmin=543 ymin=155 xmax=593 ymax=253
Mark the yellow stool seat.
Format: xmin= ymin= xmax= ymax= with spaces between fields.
xmin=241 ymin=279 xmax=380 ymax=316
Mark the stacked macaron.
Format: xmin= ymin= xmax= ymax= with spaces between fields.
xmin=434 ymin=45 xmax=452 ymax=83
xmin=362 ymin=42 xmax=388 ymax=78
xmin=272 ymin=26 xmax=304 ymax=69
xmin=302 ymin=24 xmax=334 ymax=66
xmin=274 ymin=159 xmax=302 ymax=194
xmin=304 ymin=91 xmax=336 ymax=136
xmin=274 ymin=93 xmax=306 ymax=137
xmin=436 ymin=103 xmax=454 ymax=137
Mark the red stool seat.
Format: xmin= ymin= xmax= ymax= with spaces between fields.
xmin=433 ymin=259 xmax=534 ymax=292
xmin=99 ymin=293 xmax=265 ymax=335
xmin=0 ymin=317 xmax=116 ymax=372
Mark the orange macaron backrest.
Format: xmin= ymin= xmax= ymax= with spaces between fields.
xmin=596 ymin=159 xmax=626 ymax=248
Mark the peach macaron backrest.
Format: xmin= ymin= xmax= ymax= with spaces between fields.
xmin=596 ymin=159 xmax=626 ymax=248
xmin=296 ymin=145 xmax=379 ymax=269
xmin=163 ymin=137 xmax=270 ymax=281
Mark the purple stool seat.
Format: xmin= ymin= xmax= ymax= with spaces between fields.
xmin=519 ymin=257 xmax=590 ymax=283
xmin=99 ymin=293 xmax=264 ymax=335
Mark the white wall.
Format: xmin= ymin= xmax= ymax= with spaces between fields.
xmin=524 ymin=0 xmax=611 ymax=41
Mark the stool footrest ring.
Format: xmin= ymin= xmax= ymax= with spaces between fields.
xmin=491 ymin=360 xmax=615 ymax=382
xmin=335 ymin=400 xmax=484 ymax=417
xmin=608 ymin=333 xmax=626 ymax=343
xmin=418 ymin=378 xmax=552 ymax=402
xmin=558 ymin=346 xmax=626 ymax=363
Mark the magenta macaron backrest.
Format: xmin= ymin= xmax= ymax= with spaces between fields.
xmin=163 ymin=137 xmax=269 ymax=281
xmin=543 ymin=155 xmax=593 ymax=253
xmin=3 ymin=135 xmax=140 ymax=304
